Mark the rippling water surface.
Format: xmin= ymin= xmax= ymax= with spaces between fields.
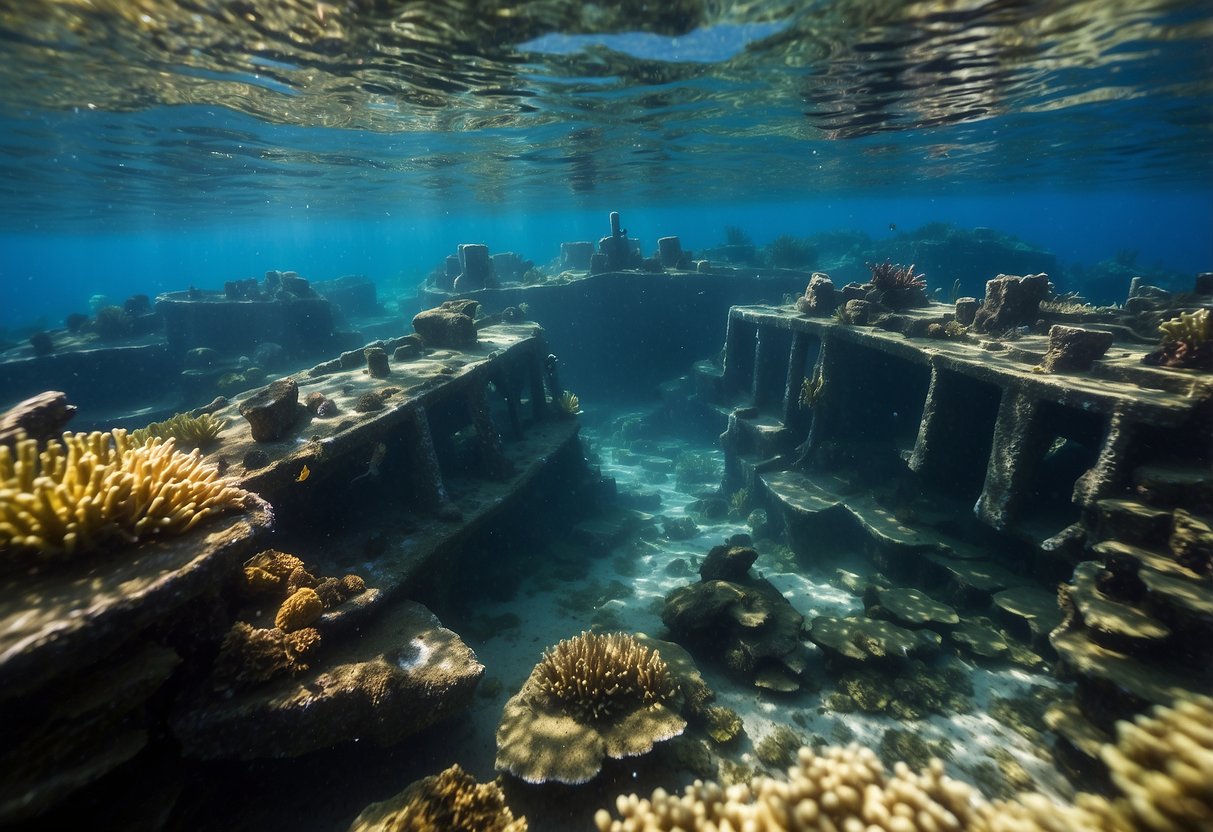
xmin=0 ymin=0 xmax=1210 ymax=222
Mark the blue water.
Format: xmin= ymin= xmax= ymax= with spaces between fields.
xmin=3 ymin=191 xmax=1210 ymax=329
xmin=1 ymin=0 xmax=1210 ymax=332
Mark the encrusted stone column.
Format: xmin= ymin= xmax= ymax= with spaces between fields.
xmin=797 ymin=334 xmax=840 ymax=468
xmin=782 ymin=332 xmax=811 ymax=426
xmin=751 ymin=327 xmax=775 ymax=406
xmin=467 ymin=383 xmax=512 ymax=480
xmin=1072 ymin=408 xmax=1135 ymax=507
xmin=976 ymin=389 xmax=1046 ymax=529
xmin=528 ymin=350 xmax=548 ymax=420
xmin=403 ymin=407 xmax=460 ymax=520
xmin=721 ymin=314 xmax=755 ymax=395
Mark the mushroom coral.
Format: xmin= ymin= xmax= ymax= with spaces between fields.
xmin=597 ymin=693 xmax=1213 ymax=832
xmin=0 ymin=429 xmax=250 ymax=558
xmin=496 ymin=631 xmax=685 ymax=785
xmin=349 ymin=764 xmax=526 ymax=832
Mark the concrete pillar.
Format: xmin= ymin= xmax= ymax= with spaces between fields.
xmin=976 ymin=389 xmax=1046 ymax=529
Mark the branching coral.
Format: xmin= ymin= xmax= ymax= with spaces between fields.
xmin=349 ymin=764 xmax=526 ymax=832
xmin=0 ymin=430 xmax=250 ymax=558
xmin=1144 ymin=308 xmax=1213 ymax=369
xmin=496 ymin=632 xmax=685 ymax=784
xmin=1099 ymin=692 xmax=1213 ymax=831
xmin=867 ymin=260 xmax=926 ymax=293
xmin=535 ymin=631 xmax=677 ymax=722
xmin=130 ymin=412 xmax=227 ymax=450
xmin=597 ymin=693 xmax=1213 ymax=832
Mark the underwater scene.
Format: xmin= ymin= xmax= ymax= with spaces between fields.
xmin=2 ymin=1 xmax=1213 ymax=830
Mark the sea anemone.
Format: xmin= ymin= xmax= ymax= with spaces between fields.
xmin=557 ymin=390 xmax=581 ymax=416
xmin=130 ymin=412 xmax=227 ymax=450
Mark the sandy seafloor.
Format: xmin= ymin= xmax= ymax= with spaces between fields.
xmin=425 ymin=406 xmax=1077 ymax=828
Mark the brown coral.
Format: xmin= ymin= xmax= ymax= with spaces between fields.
xmin=211 ymin=622 xmax=321 ymax=691
xmin=348 ymin=764 xmax=525 ymax=832
xmin=275 ymin=587 xmax=324 ymax=631
xmin=496 ymin=632 xmax=685 ymax=785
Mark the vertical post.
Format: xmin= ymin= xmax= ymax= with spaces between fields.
xmin=782 ymin=331 xmax=810 ymax=426
xmin=1072 ymin=409 xmax=1135 ymax=508
xmin=976 ymin=389 xmax=1047 ymax=529
xmin=467 ymin=382 xmax=512 ymax=479
xmin=403 ymin=407 xmax=460 ymax=520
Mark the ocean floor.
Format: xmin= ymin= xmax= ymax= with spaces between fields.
xmin=430 ymin=406 xmax=1077 ymax=829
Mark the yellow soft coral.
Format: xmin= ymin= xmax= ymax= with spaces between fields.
xmin=130 ymin=412 xmax=227 ymax=450
xmin=1159 ymin=308 xmax=1212 ymax=345
xmin=0 ymin=429 xmax=249 ymax=558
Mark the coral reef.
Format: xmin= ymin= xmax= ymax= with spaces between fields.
xmin=767 ymin=235 xmax=815 ymax=269
xmin=495 ymin=631 xmax=685 ymax=784
xmin=0 ymin=430 xmax=249 ymax=558
xmin=130 ymin=412 xmax=227 ymax=450
xmin=348 ymin=764 xmax=526 ymax=832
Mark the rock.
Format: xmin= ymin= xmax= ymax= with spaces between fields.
xmin=1038 ymin=325 xmax=1114 ymax=373
xmin=252 ymin=341 xmax=286 ymax=370
xmin=663 ymin=576 xmax=808 ymax=689
xmin=809 ymin=616 xmax=929 ymax=662
xmin=29 ymin=331 xmax=54 ymax=357
xmin=238 ymin=378 xmax=300 ymax=442
xmin=950 ymin=620 xmax=1010 ymax=659
xmin=364 ymin=346 xmax=390 ymax=378
xmin=657 ymin=236 xmax=683 ymax=269
xmin=173 ymin=601 xmax=482 ymax=759
xmin=392 ymin=342 xmax=422 ymax=362
xmin=0 ymin=499 xmax=271 ymax=701
xmin=699 ymin=545 xmax=758 ymax=582
xmin=185 ymin=346 xmax=219 ymax=369
xmin=796 ymin=273 xmax=837 ymax=316
xmin=452 ymin=243 xmax=492 ymax=292
xmin=1196 ymin=272 xmax=1213 ymax=296
xmin=972 ymin=273 xmax=1051 ymax=333
xmin=954 ymin=297 xmax=978 ymax=326
xmin=560 ymin=241 xmax=594 ymax=271
xmin=843 ymin=299 xmax=873 ymax=324
xmin=992 ymin=586 xmax=1064 ymax=647
xmin=0 ymin=391 xmax=77 ymax=449
xmin=663 ymin=516 xmax=699 ymax=540
xmin=412 ymin=300 xmax=478 ymax=348
xmin=280 ymin=275 xmax=314 ymax=297
xmin=873 ymin=587 xmax=959 ymax=629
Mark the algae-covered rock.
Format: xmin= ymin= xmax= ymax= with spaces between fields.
xmin=238 ymin=378 xmax=299 ymax=442
xmin=809 ymin=615 xmax=931 ymax=662
xmin=873 ymin=587 xmax=959 ymax=629
xmin=699 ymin=544 xmax=758 ymax=581
xmin=950 ymin=619 xmax=1011 ymax=660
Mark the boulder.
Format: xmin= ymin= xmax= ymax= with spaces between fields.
xmin=411 ymin=300 xmax=478 ymax=348
xmin=972 ymin=273 xmax=1051 ymax=333
xmin=1038 ymin=325 xmax=1114 ymax=373
xmin=796 ymin=273 xmax=837 ymax=316
xmin=699 ymin=545 xmax=758 ymax=582
xmin=238 ymin=378 xmax=299 ymax=442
